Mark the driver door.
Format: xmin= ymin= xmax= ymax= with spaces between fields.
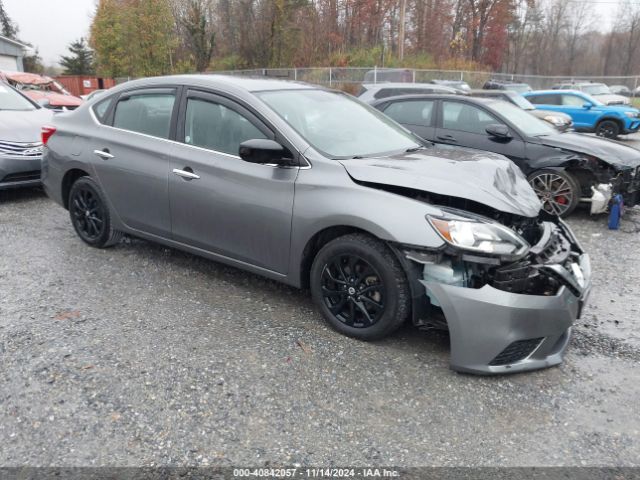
xmin=434 ymin=100 xmax=527 ymax=168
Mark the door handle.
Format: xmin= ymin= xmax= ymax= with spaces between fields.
xmin=94 ymin=149 xmax=114 ymax=160
xmin=172 ymin=168 xmax=200 ymax=180
xmin=436 ymin=135 xmax=457 ymax=142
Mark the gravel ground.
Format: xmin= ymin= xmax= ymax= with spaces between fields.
xmin=0 ymin=187 xmax=639 ymax=468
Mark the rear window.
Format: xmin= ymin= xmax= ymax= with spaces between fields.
xmin=113 ymin=91 xmax=176 ymax=139
xmin=384 ymin=100 xmax=435 ymax=126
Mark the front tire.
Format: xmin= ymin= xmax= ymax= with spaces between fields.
xmin=596 ymin=119 xmax=621 ymax=139
xmin=68 ymin=176 xmax=122 ymax=248
xmin=527 ymin=169 xmax=580 ymax=217
xmin=310 ymin=233 xmax=410 ymax=340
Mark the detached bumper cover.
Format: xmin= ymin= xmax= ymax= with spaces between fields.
xmin=421 ymin=231 xmax=591 ymax=374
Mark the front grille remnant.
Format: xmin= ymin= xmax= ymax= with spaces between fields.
xmin=489 ymin=338 xmax=544 ymax=366
xmin=0 ymin=141 xmax=43 ymax=158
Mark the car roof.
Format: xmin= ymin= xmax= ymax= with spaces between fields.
xmin=112 ymin=74 xmax=317 ymax=93
xmin=370 ymin=93 xmax=496 ymax=106
xmin=470 ymin=89 xmax=515 ymax=96
xmin=362 ymin=82 xmax=450 ymax=89
xmin=524 ymin=89 xmax=584 ymax=95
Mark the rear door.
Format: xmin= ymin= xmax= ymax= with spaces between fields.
xmin=91 ymin=87 xmax=178 ymax=237
xmin=434 ymin=100 xmax=528 ymax=167
xmin=379 ymin=98 xmax=437 ymax=141
xmin=168 ymin=89 xmax=297 ymax=274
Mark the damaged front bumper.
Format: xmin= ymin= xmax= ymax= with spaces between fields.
xmin=407 ymin=220 xmax=591 ymax=375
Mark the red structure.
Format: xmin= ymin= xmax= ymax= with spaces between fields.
xmin=54 ymin=76 xmax=116 ymax=97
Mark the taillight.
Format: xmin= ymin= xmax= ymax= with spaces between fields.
xmin=41 ymin=125 xmax=57 ymax=146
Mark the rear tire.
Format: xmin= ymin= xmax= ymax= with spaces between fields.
xmin=595 ymin=119 xmax=621 ymax=139
xmin=527 ymin=169 xmax=580 ymax=217
xmin=310 ymin=233 xmax=410 ymax=340
xmin=68 ymin=177 xmax=122 ymax=248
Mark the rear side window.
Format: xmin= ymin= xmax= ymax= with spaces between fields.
xmin=527 ymin=94 xmax=560 ymax=105
xmin=384 ymin=100 xmax=435 ymax=127
xmin=113 ymin=91 xmax=176 ymax=139
xmin=184 ymin=98 xmax=267 ymax=155
xmin=92 ymin=96 xmax=114 ymax=123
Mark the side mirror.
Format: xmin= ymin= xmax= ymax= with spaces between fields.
xmin=239 ymin=139 xmax=294 ymax=166
xmin=485 ymin=124 xmax=511 ymax=139
xmin=583 ymin=103 xmax=592 ymax=110
xmin=36 ymin=98 xmax=50 ymax=108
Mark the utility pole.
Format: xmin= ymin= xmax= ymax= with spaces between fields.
xmin=398 ymin=0 xmax=406 ymax=61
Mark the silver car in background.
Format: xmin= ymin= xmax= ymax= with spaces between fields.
xmin=0 ymin=82 xmax=53 ymax=189
xmin=41 ymin=75 xmax=591 ymax=374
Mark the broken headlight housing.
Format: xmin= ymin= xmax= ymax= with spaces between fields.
xmin=543 ymin=115 xmax=568 ymax=126
xmin=427 ymin=210 xmax=530 ymax=259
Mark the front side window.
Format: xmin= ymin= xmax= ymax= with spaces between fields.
xmin=113 ymin=91 xmax=176 ymax=139
xmin=257 ymin=89 xmax=420 ymax=159
xmin=184 ymin=98 xmax=267 ymax=155
xmin=562 ymin=94 xmax=587 ymax=107
xmin=442 ymin=101 xmax=502 ymax=135
xmin=384 ymin=100 xmax=435 ymax=127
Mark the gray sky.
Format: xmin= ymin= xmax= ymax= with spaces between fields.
xmin=1 ymin=0 xmax=625 ymax=67
xmin=3 ymin=0 xmax=96 ymax=66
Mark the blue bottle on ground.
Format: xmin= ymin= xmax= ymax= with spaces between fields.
xmin=608 ymin=194 xmax=624 ymax=230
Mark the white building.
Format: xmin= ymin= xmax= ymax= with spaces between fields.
xmin=0 ymin=34 xmax=27 ymax=71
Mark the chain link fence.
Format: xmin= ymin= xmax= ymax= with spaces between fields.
xmin=116 ymin=67 xmax=640 ymax=96
xmin=211 ymin=67 xmax=640 ymax=95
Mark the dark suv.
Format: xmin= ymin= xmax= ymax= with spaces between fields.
xmin=482 ymin=79 xmax=532 ymax=93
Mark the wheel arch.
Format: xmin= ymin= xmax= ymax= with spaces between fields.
xmin=61 ymin=168 xmax=91 ymax=209
xmin=298 ymin=225 xmax=380 ymax=289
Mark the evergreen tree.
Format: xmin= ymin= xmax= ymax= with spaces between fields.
xmin=60 ymin=38 xmax=95 ymax=75
xmin=0 ymin=0 xmax=18 ymax=39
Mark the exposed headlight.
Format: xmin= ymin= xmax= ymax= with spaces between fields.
xmin=544 ymin=115 xmax=567 ymax=126
xmin=427 ymin=211 xmax=529 ymax=258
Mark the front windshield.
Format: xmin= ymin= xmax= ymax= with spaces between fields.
xmin=510 ymin=94 xmax=536 ymax=110
xmin=0 ymin=83 xmax=37 ymax=111
xmin=257 ymin=89 xmax=421 ymax=159
xmin=582 ymin=84 xmax=610 ymax=96
xmin=506 ymin=84 xmax=531 ymax=93
xmin=490 ymin=100 xmax=556 ymax=137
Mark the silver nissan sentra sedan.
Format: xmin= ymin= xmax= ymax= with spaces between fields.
xmin=41 ymin=75 xmax=592 ymax=374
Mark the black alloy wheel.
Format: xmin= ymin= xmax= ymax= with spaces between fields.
xmin=310 ymin=233 xmax=410 ymax=340
xmin=68 ymin=177 xmax=123 ymax=248
xmin=596 ymin=120 xmax=620 ymax=139
xmin=527 ymin=169 xmax=580 ymax=217
xmin=320 ymin=254 xmax=386 ymax=328
xmin=71 ymin=186 xmax=105 ymax=242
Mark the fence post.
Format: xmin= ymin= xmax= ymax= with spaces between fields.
xmin=329 ymin=67 xmax=332 ymax=87
xmin=634 ymin=77 xmax=638 ymax=97
xmin=412 ymin=69 xmax=416 ymax=83
xmin=374 ymin=65 xmax=377 ymax=84
xmin=294 ymin=68 xmax=297 ymax=81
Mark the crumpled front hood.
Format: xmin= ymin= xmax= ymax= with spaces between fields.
xmin=537 ymin=132 xmax=640 ymax=169
xmin=339 ymin=146 xmax=542 ymax=217
xmin=0 ymin=109 xmax=53 ymax=143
